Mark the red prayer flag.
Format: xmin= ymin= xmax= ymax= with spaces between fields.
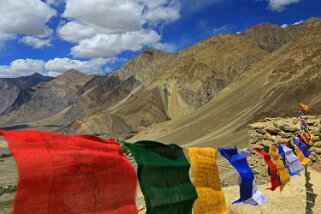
xmin=0 ymin=130 xmax=138 ymax=214
xmin=252 ymin=148 xmax=280 ymax=191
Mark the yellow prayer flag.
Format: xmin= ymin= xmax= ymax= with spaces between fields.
xmin=187 ymin=147 xmax=229 ymax=214
xmin=291 ymin=141 xmax=310 ymax=165
xmin=270 ymin=146 xmax=290 ymax=192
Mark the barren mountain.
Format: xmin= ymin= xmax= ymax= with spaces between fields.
xmin=1 ymin=17 xmax=321 ymax=142
xmin=65 ymin=31 xmax=268 ymax=135
xmin=131 ymin=17 xmax=321 ymax=148
xmin=0 ymin=70 xmax=92 ymax=127
xmin=243 ymin=17 xmax=321 ymax=52
xmin=0 ymin=73 xmax=53 ymax=115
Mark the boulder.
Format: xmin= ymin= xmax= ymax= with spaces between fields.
xmin=279 ymin=124 xmax=299 ymax=132
xmin=265 ymin=127 xmax=281 ymax=135
xmin=279 ymin=131 xmax=293 ymax=138
xmin=256 ymin=129 xmax=268 ymax=134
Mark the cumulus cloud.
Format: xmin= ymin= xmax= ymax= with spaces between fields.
xmin=58 ymin=0 xmax=180 ymax=58
xmin=45 ymin=57 xmax=110 ymax=76
xmin=0 ymin=0 xmax=56 ymax=44
xmin=20 ymin=36 xmax=52 ymax=48
xmin=0 ymin=59 xmax=46 ymax=78
xmin=268 ymin=0 xmax=300 ymax=12
xmin=71 ymin=30 xmax=161 ymax=58
xmin=0 ymin=58 xmax=112 ymax=78
xmin=57 ymin=21 xmax=99 ymax=43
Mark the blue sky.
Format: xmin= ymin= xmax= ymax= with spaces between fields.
xmin=0 ymin=0 xmax=320 ymax=77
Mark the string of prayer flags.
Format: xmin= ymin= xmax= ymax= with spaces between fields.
xmin=252 ymin=148 xmax=280 ymax=191
xmin=299 ymin=103 xmax=314 ymax=147
xmin=270 ymin=146 xmax=290 ymax=191
xmin=125 ymin=141 xmax=197 ymax=214
xmin=218 ymin=147 xmax=254 ymax=204
xmin=237 ymin=148 xmax=267 ymax=205
xmin=0 ymin=130 xmax=138 ymax=214
xmin=187 ymin=148 xmax=228 ymax=214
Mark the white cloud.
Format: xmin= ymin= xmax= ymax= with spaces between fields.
xmin=58 ymin=0 xmax=180 ymax=58
xmin=0 ymin=57 xmax=112 ymax=78
xmin=293 ymin=20 xmax=303 ymax=25
xmin=46 ymin=0 xmax=64 ymax=6
xmin=20 ymin=36 xmax=51 ymax=48
xmin=71 ymin=30 xmax=161 ymax=58
xmin=57 ymin=21 xmax=99 ymax=43
xmin=268 ymin=0 xmax=300 ymax=12
xmin=0 ymin=0 xmax=56 ymax=44
xmin=0 ymin=59 xmax=45 ymax=78
xmin=45 ymin=57 xmax=110 ymax=76
xmin=281 ymin=24 xmax=288 ymax=28
xmin=62 ymin=0 xmax=144 ymax=33
xmin=143 ymin=0 xmax=181 ymax=25
xmin=151 ymin=42 xmax=176 ymax=53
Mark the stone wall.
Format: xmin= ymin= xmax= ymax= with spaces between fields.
xmin=247 ymin=116 xmax=321 ymax=184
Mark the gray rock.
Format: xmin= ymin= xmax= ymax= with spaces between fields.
xmin=265 ymin=127 xmax=281 ymax=135
xmin=279 ymin=131 xmax=293 ymax=138
xmin=249 ymin=137 xmax=260 ymax=144
xmin=256 ymin=129 xmax=268 ymax=134
xmin=279 ymin=124 xmax=300 ymax=132
xmin=248 ymin=130 xmax=263 ymax=138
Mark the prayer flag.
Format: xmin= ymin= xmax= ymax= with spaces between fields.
xmin=290 ymin=142 xmax=310 ymax=165
xmin=0 ymin=130 xmax=138 ymax=214
xmin=252 ymin=148 xmax=280 ymax=191
xmin=218 ymin=147 xmax=254 ymax=204
xmin=270 ymin=146 xmax=290 ymax=192
xmin=281 ymin=145 xmax=304 ymax=175
xmin=187 ymin=147 xmax=228 ymax=214
xmin=125 ymin=141 xmax=197 ymax=214
xmin=237 ymin=148 xmax=267 ymax=205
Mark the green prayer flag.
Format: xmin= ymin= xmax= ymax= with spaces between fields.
xmin=125 ymin=141 xmax=197 ymax=214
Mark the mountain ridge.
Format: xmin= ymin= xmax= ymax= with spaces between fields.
xmin=0 ymin=17 xmax=321 ymax=147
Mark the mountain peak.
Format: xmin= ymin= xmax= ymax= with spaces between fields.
xmin=243 ymin=17 xmax=320 ymax=52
